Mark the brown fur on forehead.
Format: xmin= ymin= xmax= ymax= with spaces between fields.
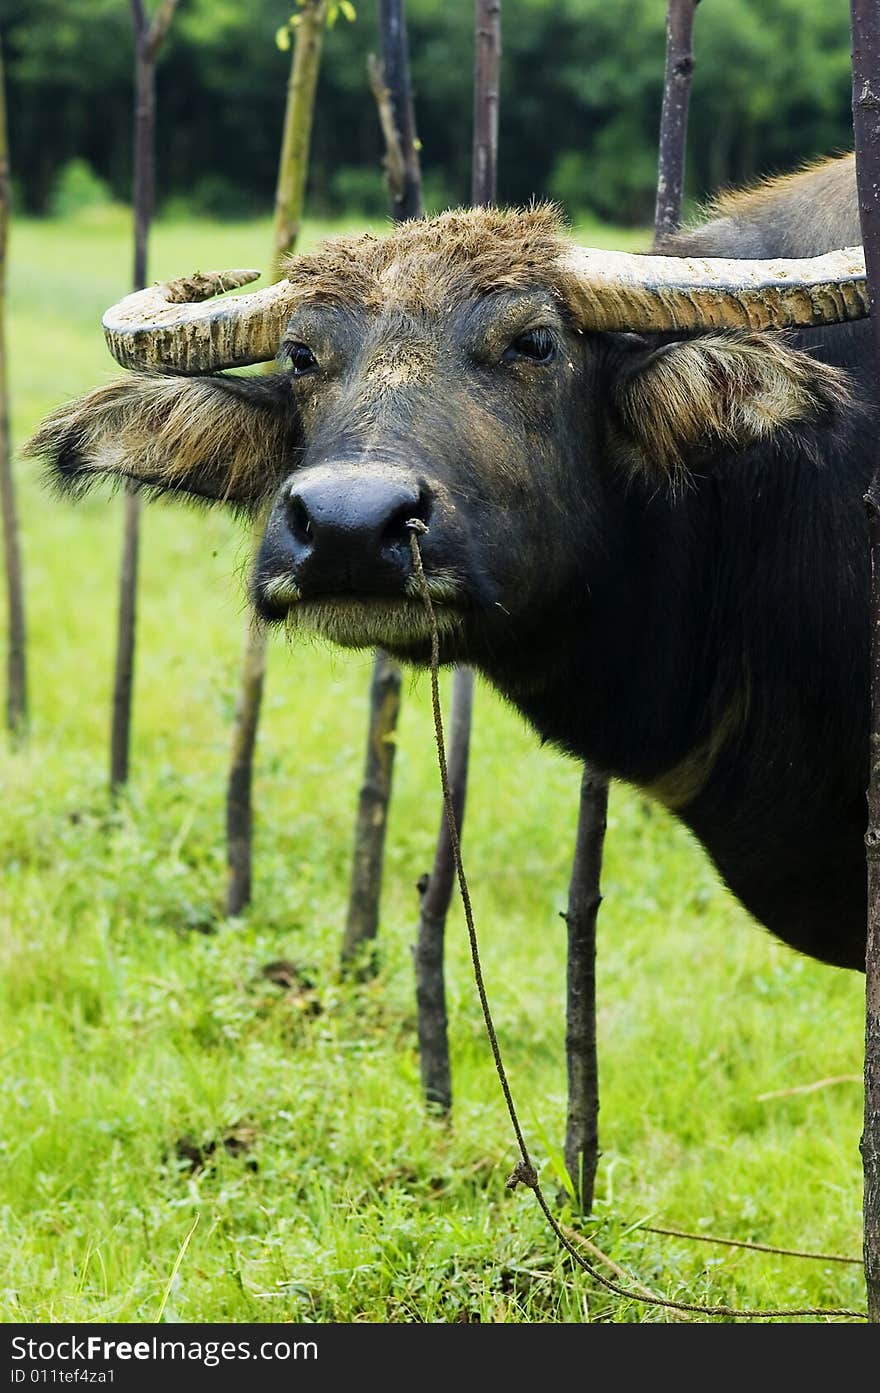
xmin=283 ymin=204 xmax=571 ymax=313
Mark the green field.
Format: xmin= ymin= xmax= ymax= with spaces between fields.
xmin=0 ymin=205 xmax=868 ymax=1323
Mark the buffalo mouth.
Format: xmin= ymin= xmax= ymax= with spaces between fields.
xmin=254 ymin=574 xmax=466 ymax=650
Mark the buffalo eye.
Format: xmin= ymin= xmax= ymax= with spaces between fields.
xmin=503 ymin=327 xmax=556 ymax=365
xmin=286 ymin=343 xmax=319 ymax=377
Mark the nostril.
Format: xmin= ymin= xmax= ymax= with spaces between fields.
xmin=288 ymin=493 xmax=314 ymax=546
xmin=382 ymin=491 xmax=432 ymax=550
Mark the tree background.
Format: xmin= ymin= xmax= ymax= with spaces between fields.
xmin=1 ymin=0 xmax=856 ymax=226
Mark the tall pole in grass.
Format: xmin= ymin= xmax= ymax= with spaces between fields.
xmin=225 ymin=0 xmax=329 ymax=918
xmin=111 ymin=0 xmax=180 ymax=791
xmin=340 ymin=0 xmax=421 ymax=974
xmin=848 ymin=0 xmax=880 ymax=1325
xmin=562 ymin=766 xmax=607 ymax=1211
xmin=0 ymin=37 xmax=26 ymax=743
xmin=562 ymin=0 xmax=700 ymax=1212
xmin=413 ymin=0 xmax=500 ymax=1114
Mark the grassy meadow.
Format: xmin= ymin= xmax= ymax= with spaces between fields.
xmin=0 ymin=204 xmax=868 ymax=1323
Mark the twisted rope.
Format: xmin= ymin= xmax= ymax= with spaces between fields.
xmin=406 ymin=521 xmax=866 ymax=1322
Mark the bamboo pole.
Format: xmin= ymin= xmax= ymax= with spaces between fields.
xmin=225 ymin=0 xmax=327 ymax=918
xmin=268 ymin=0 xmax=327 ymax=278
xmin=340 ymin=0 xmax=421 ymax=973
xmin=411 ymin=0 xmax=501 ymax=1115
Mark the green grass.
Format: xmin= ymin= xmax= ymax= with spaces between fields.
xmin=0 ymin=205 xmax=867 ymax=1323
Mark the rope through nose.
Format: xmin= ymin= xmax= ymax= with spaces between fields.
xmin=406 ymin=518 xmax=536 ymax=1177
xmin=403 ymin=519 xmax=865 ymax=1322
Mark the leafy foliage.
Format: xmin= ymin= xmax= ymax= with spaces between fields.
xmin=276 ymin=0 xmax=356 ymax=54
xmin=0 ymin=0 xmax=859 ymax=222
xmin=48 ymin=158 xmax=114 ymax=217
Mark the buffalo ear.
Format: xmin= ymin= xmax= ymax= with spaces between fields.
xmin=24 ymin=372 xmax=299 ymax=514
xmin=610 ymin=331 xmax=853 ymax=485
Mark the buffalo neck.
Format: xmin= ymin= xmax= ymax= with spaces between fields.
xmin=482 ymin=421 xmax=871 ymax=820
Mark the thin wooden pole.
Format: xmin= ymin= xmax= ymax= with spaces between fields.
xmin=340 ymin=0 xmax=420 ymax=973
xmin=0 ymin=36 xmax=27 ymax=742
xmin=376 ymin=0 xmax=423 ymax=220
xmin=563 ymin=0 xmax=700 ymax=1212
xmin=848 ymin=0 xmax=880 ymax=1325
xmin=268 ymin=0 xmax=327 ymax=279
xmin=342 ymin=648 xmax=402 ymax=973
xmin=111 ymin=0 xmax=179 ymax=791
xmin=226 ymin=613 xmax=267 ymax=916
xmin=653 ymin=0 xmax=699 ymax=247
xmin=415 ymin=666 xmax=473 ymax=1111
xmin=225 ymin=0 xmax=327 ymax=918
xmin=472 ymin=0 xmax=501 ymax=206
xmin=562 ymin=767 xmax=607 ymax=1209
xmin=412 ymin=0 xmax=501 ymax=1115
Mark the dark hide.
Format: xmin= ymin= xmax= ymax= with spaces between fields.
xmin=27 ymin=155 xmax=874 ymax=970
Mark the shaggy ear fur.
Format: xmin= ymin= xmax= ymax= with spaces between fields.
xmin=611 ymin=331 xmax=854 ymax=486
xmin=24 ymin=372 xmax=299 ymax=514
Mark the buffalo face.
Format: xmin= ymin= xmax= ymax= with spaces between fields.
xmin=250 ymin=286 xmax=600 ymax=665
xmin=27 ymin=207 xmax=853 ymax=678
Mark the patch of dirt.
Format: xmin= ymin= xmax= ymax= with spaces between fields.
xmin=171 ymin=1122 xmax=259 ymax=1174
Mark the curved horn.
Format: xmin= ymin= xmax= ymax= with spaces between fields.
xmin=104 ymin=245 xmax=872 ymax=374
xmin=102 ymin=269 xmax=300 ymax=373
xmin=558 ymin=245 xmax=869 ymax=333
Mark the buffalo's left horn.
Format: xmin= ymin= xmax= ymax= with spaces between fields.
xmin=102 ymin=245 xmax=872 ymax=375
xmin=102 ymin=269 xmax=299 ymax=373
xmin=558 ymin=244 xmax=869 ymax=333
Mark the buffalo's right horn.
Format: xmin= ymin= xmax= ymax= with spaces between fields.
xmin=102 ymin=243 xmax=873 ymax=377
xmin=102 ymin=269 xmax=300 ymax=374
xmin=558 ymin=244 xmax=870 ymax=333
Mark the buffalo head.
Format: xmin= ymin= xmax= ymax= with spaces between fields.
xmin=26 ymin=206 xmax=864 ymax=675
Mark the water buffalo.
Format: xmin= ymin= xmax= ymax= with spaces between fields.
xmin=27 ymin=153 xmax=876 ymax=971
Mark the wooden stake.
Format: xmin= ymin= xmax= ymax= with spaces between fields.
xmin=0 ymin=36 xmax=27 ymax=742
xmin=563 ymin=0 xmax=700 ymax=1211
xmin=415 ymin=666 xmax=473 ymax=1111
xmin=562 ymin=767 xmax=607 ymax=1210
xmin=111 ymin=0 xmax=180 ymax=790
xmin=653 ymin=0 xmax=699 ymax=247
xmin=224 ymin=0 xmax=327 ymax=917
xmin=340 ymin=0 xmax=420 ymax=971
xmin=848 ymin=0 xmax=880 ymax=1325
xmin=412 ymin=0 xmax=501 ymax=1114
xmin=342 ymin=649 xmax=402 ymax=973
